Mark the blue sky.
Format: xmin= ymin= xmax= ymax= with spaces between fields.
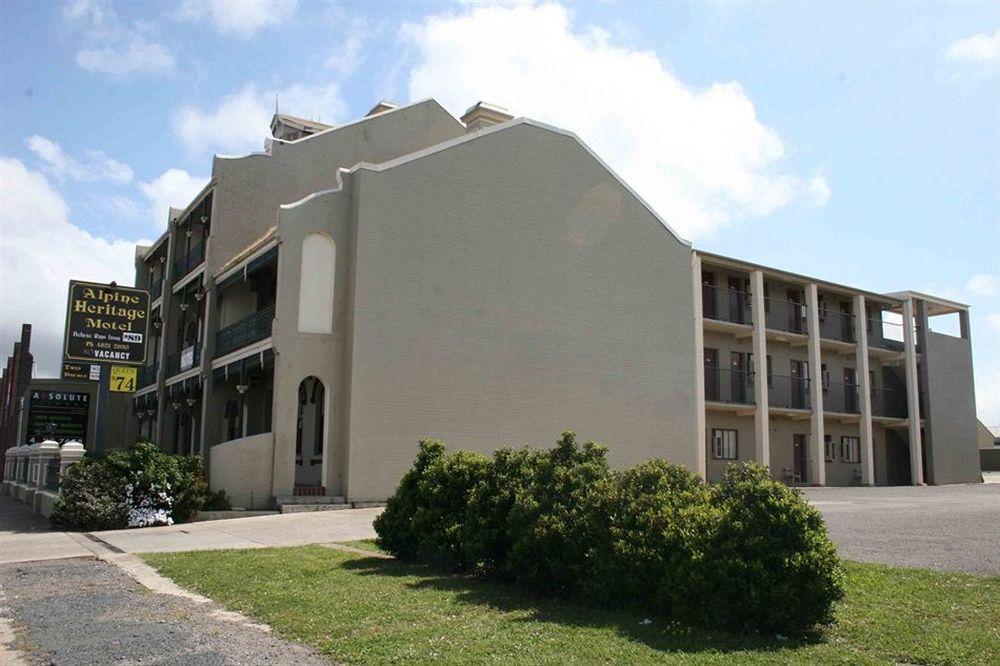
xmin=1 ymin=1 xmax=998 ymax=422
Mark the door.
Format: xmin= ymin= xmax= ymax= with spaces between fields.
xmin=844 ymin=368 xmax=858 ymax=413
xmin=790 ymin=360 xmax=808 ymax=409
xmin=727 ymin=277 xmax=745 ymax=323
xmin=839 ymin=302 xmax=854 ymax=342
xmin=793 ymin=434 xmax=807 ymax=484
xmin=787 ymin=289 xmax=804 ymax=333
xmin=704 ymin=348 xmax=719 ymax=401
xmin=730 ymin=352 xmax=746 ymax=403
xmin=702 ymin=272 xmax=717 ymax=319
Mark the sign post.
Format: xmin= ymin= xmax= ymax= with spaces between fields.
xmin=63 ymin=281 xmax=149 ymax=453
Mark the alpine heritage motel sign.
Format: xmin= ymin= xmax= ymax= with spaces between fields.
xmin=64 ymin=281 xmax=150 ymax=366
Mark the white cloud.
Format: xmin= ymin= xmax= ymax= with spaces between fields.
xmin=967 ymin=273 xmax=998 ymax=297
xmin=0 ymin=157 xmax=140 ymax=377
xmin=139 ymin=168 xmax=210 ymax=227
xmin=171 ymin=82 xmax=345 ymax=156
xmin=27 ymin=135 xmax=133 ymax=183
xmin=401 ymin=2 xmax=828 ymax=238
xmin=64 ymin=0 xmax=176 ymax=78
xmin=945 ymin=31 xmax=1000 ymax=70
xmin=177 ymin=0 xmax=297 ymax=39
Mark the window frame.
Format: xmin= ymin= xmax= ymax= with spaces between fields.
xmin=711 ymin=428 xmax=739 ymax=461
xmin=824 ymin=434 xmax=835 ymax=462
xmin=840 ymin=436 xmax=861 ymax=463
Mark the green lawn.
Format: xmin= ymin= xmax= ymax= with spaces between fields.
xmin=143 ymin=547 xmax=999 ymax=665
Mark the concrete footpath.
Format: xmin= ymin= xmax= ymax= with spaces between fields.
xmin=0 ymin=497 xmax=380 ymax=565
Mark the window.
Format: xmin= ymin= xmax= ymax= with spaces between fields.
xmin=818 ymin=296 xmax=828 ymax=322
xmin=841 ymin=436 xmax=861 ymax=463
xmin=712 ymin=429 xmax=738 ymax=460
xmin=824 ymin=435 xmax=835 ymax=462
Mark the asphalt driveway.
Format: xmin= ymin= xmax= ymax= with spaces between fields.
xmin=801 ymin=483 xmax=1000 ymax=575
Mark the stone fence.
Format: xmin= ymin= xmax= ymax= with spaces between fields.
xmin=1 ymin=440 xmax=85 ymax=518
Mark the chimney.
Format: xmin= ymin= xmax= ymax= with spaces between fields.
xmin=460 ymin=102 xmax=514 ymax=132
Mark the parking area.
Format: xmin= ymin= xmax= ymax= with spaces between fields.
xmin=802 ymin=483 xmax=1000 ymax=575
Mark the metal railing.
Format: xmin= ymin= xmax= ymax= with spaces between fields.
xmin=868 ymin=318 xmax=905 ymax=351
xmin=704 ymin=368 xmax=755 ymax=405
xmin=819 ymin=310 xmax=855 ymax=343
xmin=173 ymin=239 xmax=205 ymax=282
xmin=702 ymin=285 xmax=752 ymax=325
xmin=769 ymin=375 xmax=810 ymax=410
xmin=137 ymin=364 xmax=158 ymax=390
xmin=215 ymin=305 xmax=276 ymax=358
xmin=824 ymin=381 xmax=860 ymax=414
xmin=165 ymin=345 xmax=200 ymax=377
xmin=764 ymin=298 xmax=807 ymax=334
xmin=872 ymin=387 xmax=907 ymax=418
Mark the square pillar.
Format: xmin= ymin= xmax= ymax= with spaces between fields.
xmin=805 ymin=284 xmax=825 ymax=485
xmin=853 ymin=296 xmax=875 ymax=485
xmin=751 ymin=270 xmax=770 ymax=468
xmin=901 ymin=298 xmax=924 ymax=485
xmin=691 ymin=253 xmax=707 ymax=479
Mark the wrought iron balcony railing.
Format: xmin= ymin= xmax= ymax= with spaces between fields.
xmin=215 ymin=305 xmax=276 ymax=358
xmin=764 ymin=298 xmax=807 ymax=335
xmin=702 ymin=285 xmax=752 ymax=325
xmin=769 ymin=374 xmax=810 ymax=410
xmin=173 ymin=239 xmax=205 ymax=282
xmin=824 ymin=381 xmax=860 ymax=415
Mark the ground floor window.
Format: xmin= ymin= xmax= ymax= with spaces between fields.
xmin=841 ymin=436 xmax=861 ymax=463
xmin=711 ymin=428 xmax=738 ymax=460
xmin=824 ymin=434 xmax=836 ymax=462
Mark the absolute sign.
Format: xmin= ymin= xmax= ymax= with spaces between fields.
xmin=64 ymin=281 xmax=150 ymax=366
xmin=26 ymin=390 xmax=90 ymax=444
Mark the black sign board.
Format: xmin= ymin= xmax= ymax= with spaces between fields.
xmin=26 ymin=390 xmax=90 ymax=444
xmin=64 ymin=281 xmax=150 ymax=366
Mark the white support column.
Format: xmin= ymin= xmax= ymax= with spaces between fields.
xmin=751 ymin=270 xmax=770 ymax=469
xmin=901 ymin=298 xmax=924 ymax=485
xmin=692 ymin=253 xmax=707 ymax=479
xmin=805 ymin=284 xmax=825 ymax=486
xmin=853 ymin=295 xmax=875 ymax=485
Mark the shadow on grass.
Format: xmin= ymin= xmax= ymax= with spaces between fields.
xmin=339 ymin=555 xmax=825 ymax=656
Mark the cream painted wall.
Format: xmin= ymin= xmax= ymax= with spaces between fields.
xmin=210 ymin=432 xmax=275 ymax=509
xmin=345 ymin=123 xmax=697 ymax=500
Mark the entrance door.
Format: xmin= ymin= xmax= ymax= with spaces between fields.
xmin=793 ymin=434 xmax=807 ymax=484
xmin=844 ymin=368 xmax=858 ymax=413
xmin=728 ymin=277 xmax=745 ymax=324
xmin=787 ymin=289 xmax=804 ymax=333
xmin=730 ymin=352 xmax=746 ymax=404
xmin=704 ymin=348 xmax=719 ymax=401
xmin=294 ymin=376 xmax=326 ymax=492
xmin=790 ymin=360 xmax=808 ymax=409
xmin=702 ymin=272 xmax=717 ymax=319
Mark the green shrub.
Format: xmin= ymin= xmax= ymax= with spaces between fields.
xmin=584 ymin=459 xmax=716 ymax=612
xmin=52 ymin=441 xmax=211 ymax=530
xmin=373 ymin=440 xmax=490 ymax=568
xmin=375 ymin=435 xmax=844 ymax=636
xmin=201 ymin=489 xmax=233 ymax=512
xmin=693 ymin=463 xmax=845 ymax=634
xmin=502 ymin=431 xmax=609 ymax=593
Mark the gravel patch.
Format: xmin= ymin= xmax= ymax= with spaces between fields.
xmin=0 ymin=559 xmax=330 ymax=665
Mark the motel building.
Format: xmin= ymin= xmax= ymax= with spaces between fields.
xmin=127 ymin=99 xmax=981 ymax=509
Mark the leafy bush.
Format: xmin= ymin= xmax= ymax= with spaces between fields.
xmin=376 ymin=434 xmax=845 ymax=635
xmin=52 ymin=441 xmax=212 ymax=530
xmin=201 ymin=489 xmax=233 ymax=512
xmin=693 ymin=463 xmax=845 ymax=634
xmin=373 ymin=440 xmax=490 ymax=568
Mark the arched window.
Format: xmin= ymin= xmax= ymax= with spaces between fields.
xmin=298 ymin=233 xmax=335 ymax=334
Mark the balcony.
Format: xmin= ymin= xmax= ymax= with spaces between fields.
xmin=166 ymin=344 xmax=201 ymax=377
xmin=704 ymin=368 xmax=755 ymax=405
xmin=173 ymin=239 xmax=205 ymax=283
xmin=702 ymin=285 xmax=752 ymax=325
xmin=215 ymin=305 xmax=276 ymax=358
xmin=872 ymin=387 xmax=907 ymax=419
xmin=824 ymin=381 xmax=860 ymax=415
xmin=768 ymin=375 xmax=810 ymax=410
xmin=137 ymin=364 xmax=158 ymax=390
xmin=764 ymin=298 xmax=807 ymax=335
xmin=820 ymin=310 xmax=855 ymax=343
xmin=868 ymin=318 xmax=905 ymax=352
